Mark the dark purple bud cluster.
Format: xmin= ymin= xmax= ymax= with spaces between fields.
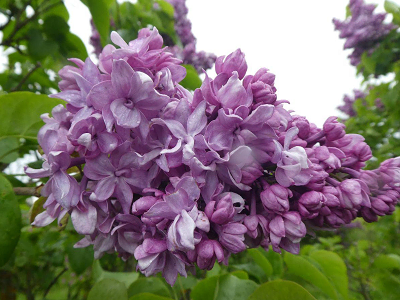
xmin=333 ymin=0 xmax=396 ymax=66
xmin=337 ymin=89 xmax=367 ymax=118
xmin=26 ymin=28 xmax=400 ymax=285
xmin=165 ymin=0 xmax=216 ymax=72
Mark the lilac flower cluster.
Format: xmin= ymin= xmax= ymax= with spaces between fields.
xmin=333 ymin=0 xmax=396 ymax=66
xmin=338 ymin=89 xmax=366 ymax=118
xmin=165 ymin=0 xmax=216 ymax=72
xmin=26 ymin=27 xmax=400 ymax=285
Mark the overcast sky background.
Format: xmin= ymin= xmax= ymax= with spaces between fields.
xmin=64 ymin=0 xmax=400 ymax=127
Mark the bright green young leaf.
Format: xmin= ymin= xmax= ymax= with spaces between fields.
xmin=309 ymin=250 xmax=348 ymax=300
xmin=373 ymin=254 xmax=400 ymax=271
xmin=284 ymin=252 xmax=338 ymax=300
xmin=384 ymin=1 xmax=400 ymax=23
xmin=180 ymin=65 xmax=202 ymax=90
xmin=93 ymin=260 xmax=139 ymax=288
xmin=87 ymin=278 xmax=128 ymax=300
xmin=248 ymin=248 xmax=273 ymax=278
xmin=129 ymin=293 xmax=174 ymax=300
xmin=66 ymin=245 xmax=94 ymax=275
xmin=0 ymin=175 xmax=21 ymax=267
xmin=128 ymin=277 xmax=171 ymax=298
xmin=191 ymin=274 xmax=258 ymax=300
xmin=85 ymin=0 xmax=110 ymax=46
xmin=248 ymin=280 xmax=317 ymax=300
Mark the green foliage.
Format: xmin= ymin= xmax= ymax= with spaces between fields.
xmin=87 ymin=278 xmax=128 ymax=300
xmin=191 ymin=274 xmax=259 ymax=300
xmin=84 ymin=0 xmax=110 ymax=46
xmin=180 ymin=64 xmax=203 ymax=90
xmin=93 ymin=260 xmax=139 ymax=289
xmin=248 ymin=280 xmax=317 ymax=300
xmin=128 ymin=278 xmax=170 ymax=298
xmin=0 ymin=92 xmax=64 ymax=163
xmin=284 ymin=252 xmax=338 ymax=300
xmin=0 ymin=175 xmax=21 ymax=267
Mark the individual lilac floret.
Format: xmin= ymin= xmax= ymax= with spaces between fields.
xmin=333 ymin=0 xmax=397 ymax=66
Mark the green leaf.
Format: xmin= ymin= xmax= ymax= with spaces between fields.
xmin=248 ymin=248 xmax=273 ymax=278
xmin=191 ymin=274 xmax=258 ymax=300
xmin=384 ymin=1 xmax=400 ymax=23
xmin=0 ymin=92 xmax=64 ymax=146
xmin=93 ymin=260 xmax=139 ymax=288
xmin=180 ymin=65 xmax=202 ymax=90
xmin=88 ymin=278 xmax=128 ymax=300
xmin=128 ymin=277 xmax=170 ymax=298
xmin=43 ymin=15 xmax=70 ymax=41
xmin=309 ymin=250 xmax=348 ymax=300
xmin=129 ymin=293 xmax=174 ymax=300
xmin=248 ymin=280 xmax=317 ymax=300
xmin=66 ymin=245 xmax=94 ymax=275
xmin=284 ymin=252 xmax=338 ymax=300
xmin=230 ymin=270 xmax=249 ymax=280
xmin=0 ymin=175 xmax=21 ymax=267
xmin=373 ymin=254 xmax=400 ymax=271
xmin=262 ymin=247 xmax=284 ymax=278
xmin=85 ymin=0 xmax=110 ymax=46
xmin=0 ymin=137 xmax=19 ymax=163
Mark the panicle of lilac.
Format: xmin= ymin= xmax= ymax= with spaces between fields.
xmin=26 ymin=27 xmax=400 ymax=286
xmin=333 ymin=0 xmax=397 ymax=66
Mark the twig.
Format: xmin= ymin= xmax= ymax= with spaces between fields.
xmin=10 ymin=61 xmax=41 ymax=92
xmin=43 ymin=267 xmax=68 ymax=298
xmin=13 ymin=186 xmax=41 ymax=197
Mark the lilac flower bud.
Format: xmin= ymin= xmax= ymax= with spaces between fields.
xmin=323 ymin=117 xmax=346 ymax=141
xmin=260 ymin=184 xmax=292 ymax=214
xmin=195 ymin=238 xmax=225 ymax=270
xmin=205 ymin=193 xmax=235 ymax=225
xmin=291 ymin=116 xmax=310 ymax=140
xmin=359 ymin=170 xmax=379 ymax=190
xmin=338 ymin=179 xmax=370 ymax=209
xmin=298 ymin=191 xmax=326 ymax=219
xmin=378 ymin=158 xmax=400 ymax=186
xmin=215 ymin=223 xmax=247 ymax=253
xmin=269 ymin=212 xmax=306 ymax=254
xmin=215 ymin=49 xmax=248 ymax=79
xmin=306 ymin=163 xmax=329 ymax=191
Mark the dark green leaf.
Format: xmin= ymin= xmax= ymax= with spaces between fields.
xmin=67 ymin=245 xmax=94 ymax=275
xmin=87 ymin=278 xmax=128 ymax=300
xmin=0 ymin=175 xmax=21 ymax=267
xmin=248 ymin=280 xmax=317 ymax=300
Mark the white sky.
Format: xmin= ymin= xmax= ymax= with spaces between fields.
xmin=9 ymin=0 xmax=400 ymax=127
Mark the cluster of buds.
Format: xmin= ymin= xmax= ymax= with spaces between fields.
xmin=165 ymin=0 xmax=216 ymax=72
xmin=333 ymin=0 xmax=396 ymax=66
xmin=26 ymin=27 xmax=400 ymax=285
xmin=337 ymin=89 xmax=366 ymax=118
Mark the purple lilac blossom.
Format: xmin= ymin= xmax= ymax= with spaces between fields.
xmin=333 ymin=0 xmax=397 ymax=66
xmin=337 ymin=90 xmax=367 ymax=118
xmin=26 ymin=27 xmax=400 ymax=286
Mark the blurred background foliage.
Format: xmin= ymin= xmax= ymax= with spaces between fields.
xmin=1 ymin=0 xmax=400 ymax=299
